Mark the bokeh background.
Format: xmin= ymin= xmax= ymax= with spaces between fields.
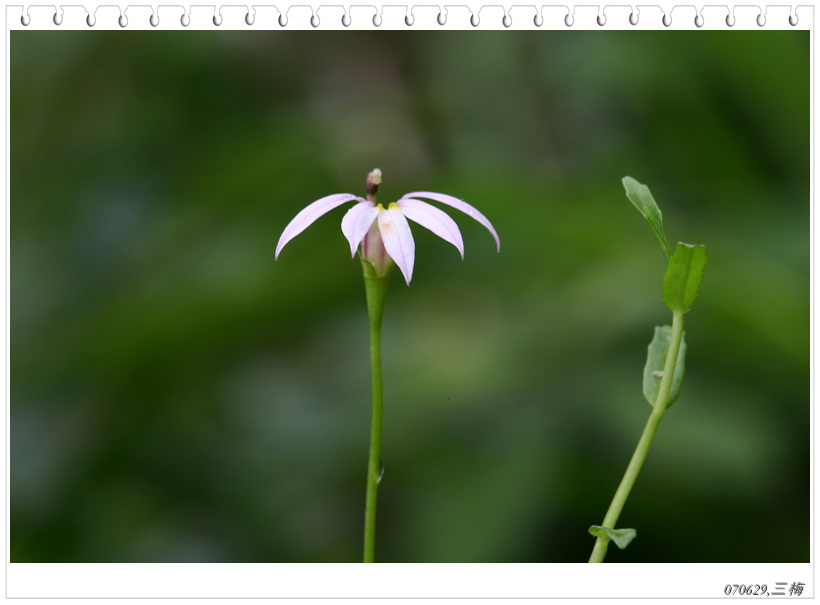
xmin=11 ymin=29 xmax=809 ymax=562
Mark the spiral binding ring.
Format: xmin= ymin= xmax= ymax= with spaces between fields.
xmin=16 ymin=5 xmax=805 ymax=29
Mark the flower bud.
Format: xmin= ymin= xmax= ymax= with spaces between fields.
xmin=366 ymin=168 xmax=382 ymax=202
xmin=360 ymin=169 xmax=393 ymax=277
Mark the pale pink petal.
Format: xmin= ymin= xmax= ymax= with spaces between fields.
xmin=275 ymin=193 xmax=365 ymax=259
xmin=341 ymin=201 xmax=379 ymax=257
xmin=397 ymin=198 xmax=464 ymax=259
xmin=400 ymin=191 xmax=500 ymax=252
xmin=378 ymin=206 xmax=416 ymax=285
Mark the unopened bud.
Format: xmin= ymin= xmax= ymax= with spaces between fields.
xmin=366 ymin=168 xmax=382 ymax=202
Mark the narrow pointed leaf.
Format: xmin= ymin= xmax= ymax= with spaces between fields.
xmin=662 ymin=243 xmax=708 ymax=313
xmin=588 ymin=526 xmax=637 ymax=550
xmin=643 ymin=326 xmax=687 ymax=408
xmin=622 ymin=176 xmax=671 ymax=261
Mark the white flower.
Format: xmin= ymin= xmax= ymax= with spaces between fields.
xmin=275 ymin=169 xmax=500 ymax=285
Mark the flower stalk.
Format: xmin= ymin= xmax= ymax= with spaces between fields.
xmin=362 ymin=169 xmax=391 ymax=563
xmin=362 ymin=264 xmax=390 ymax=563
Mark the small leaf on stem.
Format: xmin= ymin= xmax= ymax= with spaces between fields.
xmin=662 ymin=243 xmax=708 ymax=313
xmin=622 ymin=176 xmax=671 ymax=261
xmin=643 ymin=325 xmax=687 ymax=408
xmin=588 ymin=526 xmax=637 ymax=550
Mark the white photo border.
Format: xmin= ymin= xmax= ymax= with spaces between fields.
xmin=3 ymin=2 xmax=815 ymax=601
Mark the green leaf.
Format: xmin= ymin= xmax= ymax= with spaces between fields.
xmin=662 ymin=243 xmax=708 ymax=313
xmin=643 ymin=326 xmax=687 ymax=408
xmin=622 ymin=176 xmax=671 ymax=261
xmin=588 ymin=526 xmax=637 ymax=550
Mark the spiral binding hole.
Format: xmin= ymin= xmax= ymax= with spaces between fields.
xmin=213 ymin=14 xmax=223 ymax=26
xmin=756 ymin=13 xmax=765 ymax=26
xmin=86 ymin=14 xmax=96 ymax=26
xmin=150 ymin=13 xmax=159 ymax=26
xmin=437 ymin=12 xmax=446 ymax=25
xmin=21 ymin=13 xmax=31 ymax=26
xmin=789 ymin=13 xmax=798 ymax=26
xmin=725 ymin=13 xmax=735 ymax=26
xmin=564 ymin=13 xmax=574 ymax=26
xmin=533 ymin=14 xmax=543 ymax=26
xmin=119 ymin=14 xmax=127 ymax=27
xmin=278 ymin=13 xmax=287 ymax=26
xmin=502 ymin=13 xmax=511 ymax=27
xmin=310 ymin=14 xmax=319 ymax=27
xmin=629 ymin=12 xmax=638 ymax=25
xmin=405 ymin=14 xmax=414 ymax=26
xmin=341 ymin=13 xmax=351 ymax=26
xmin=470 ymin=13 xmax=479 ymax=26
xmin=245 ymin=12 xmax=254 ymax=25
xmin=662 ymin=12 xmax=671 ymax=27
xmin=596 ymin=13 xmax=606 ymax=26
xmin=181 ymin=13 xmax=190 ymax=26
xmin=53 ymin=11 xmax=63 ymax=25
xmin=372 ymin=13 xmax=382 ymax=26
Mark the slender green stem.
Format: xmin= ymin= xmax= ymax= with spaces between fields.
xmin=362 ymin=265 xmax=390 ymax=563
xmin=588 ymin=309 xmax=685 ymax=563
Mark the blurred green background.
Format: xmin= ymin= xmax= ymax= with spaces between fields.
xmin=11 ymin=30 xmax=809 ymax=562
